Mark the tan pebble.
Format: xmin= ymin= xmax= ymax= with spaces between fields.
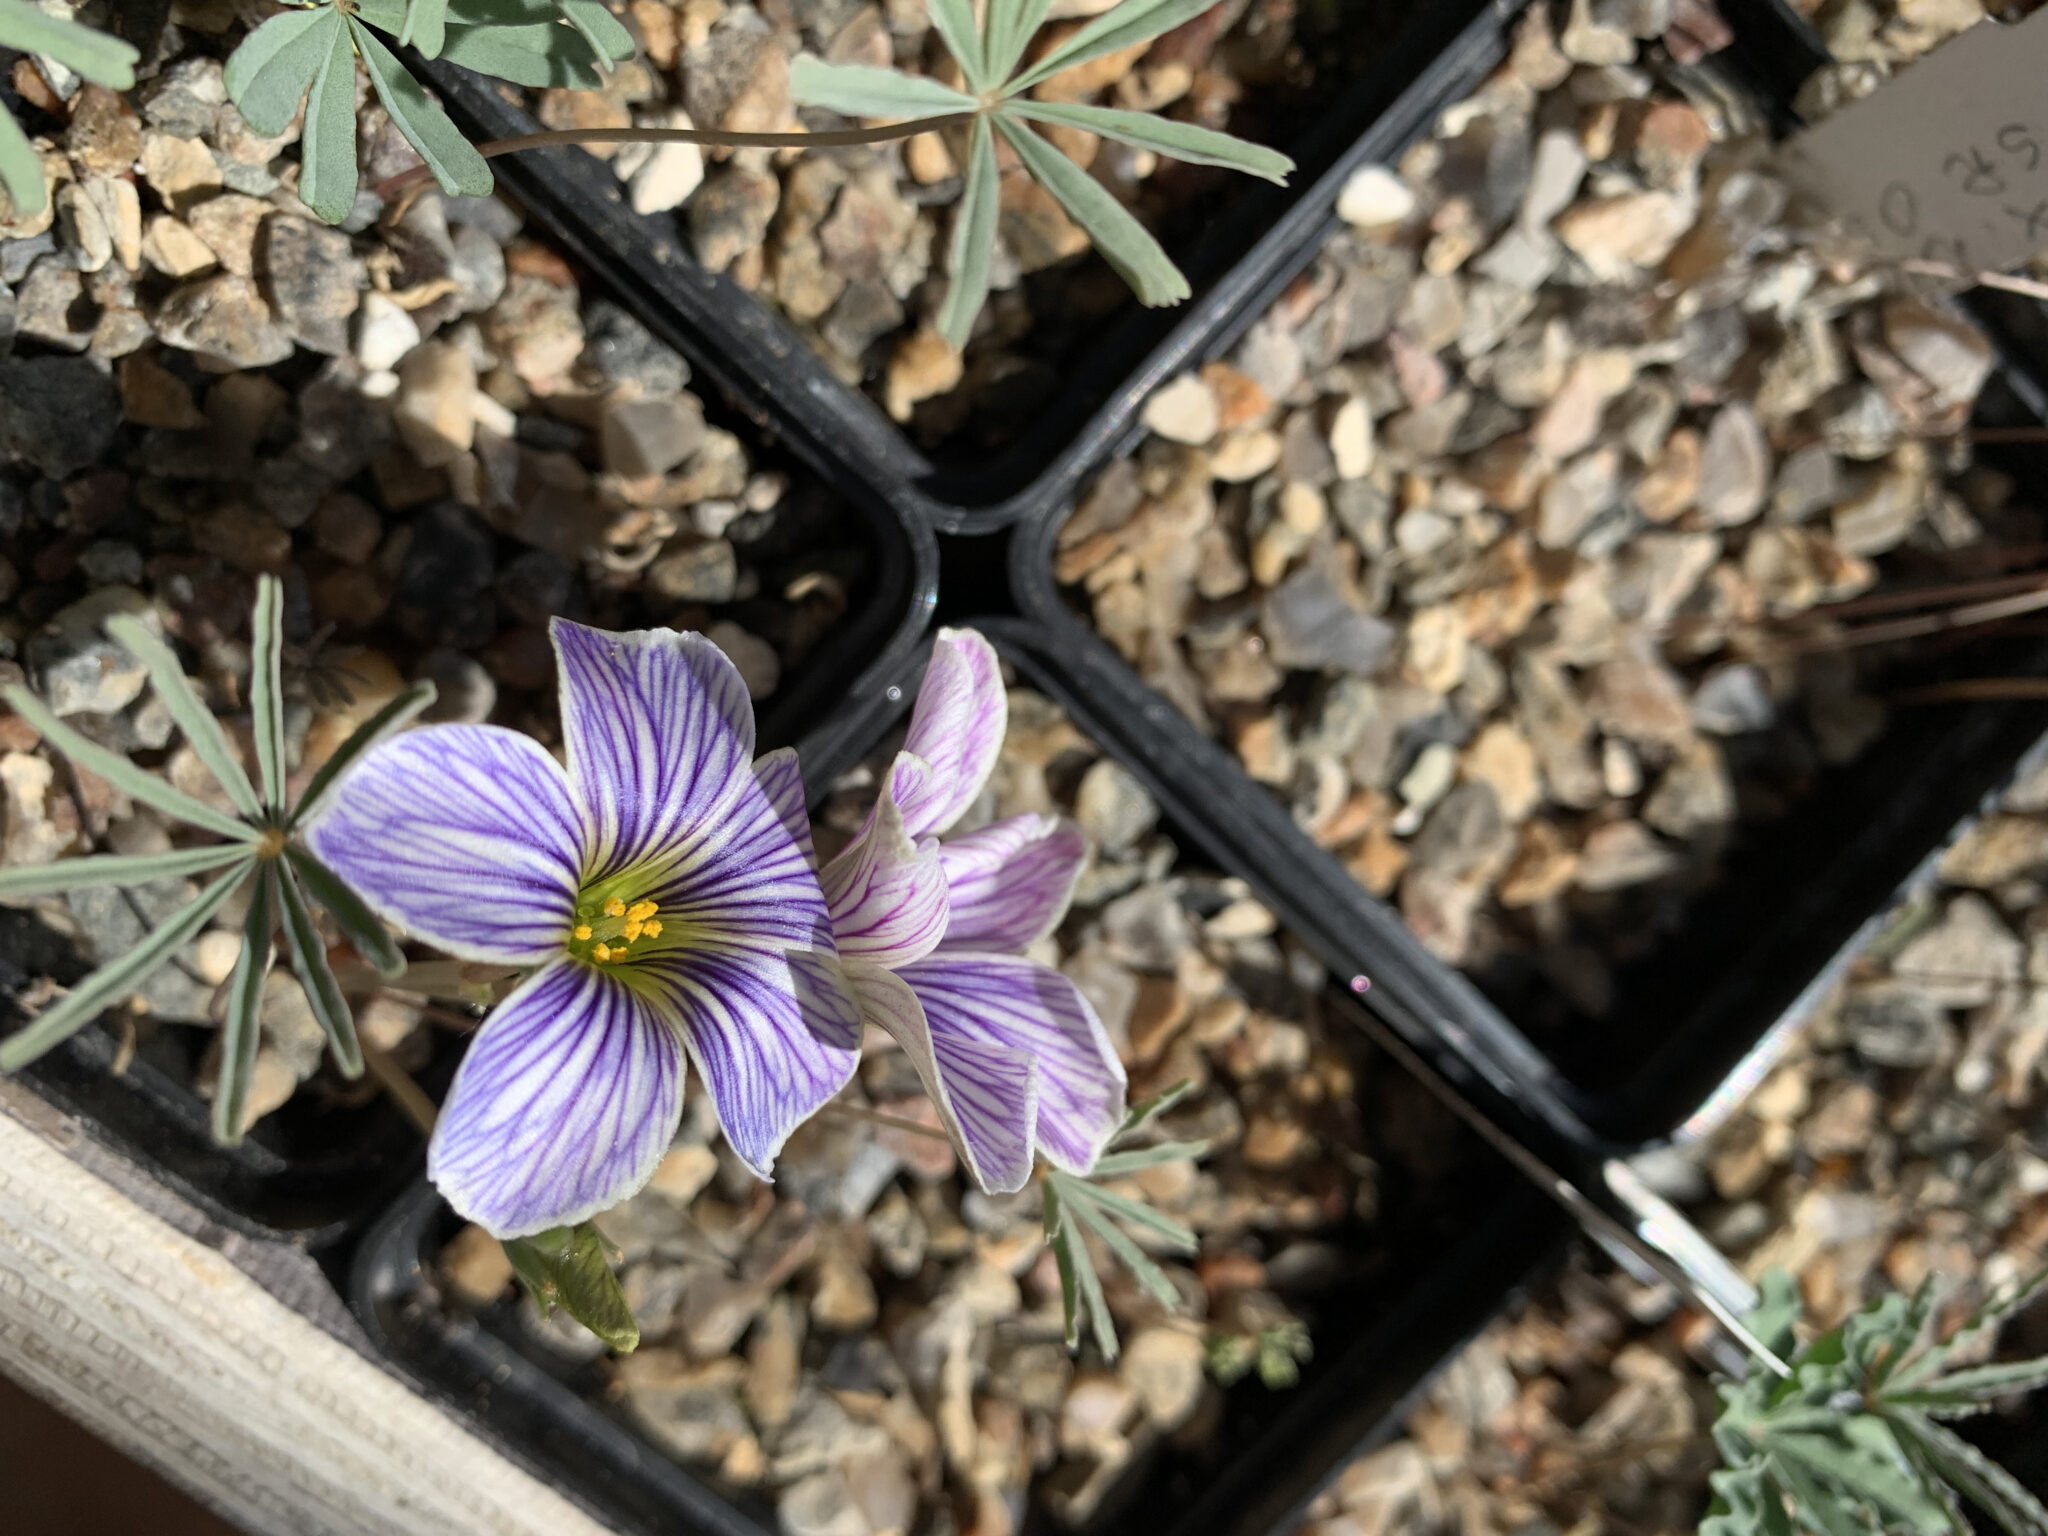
xmin=442 ymin=1224 xmax=515 ymax=1307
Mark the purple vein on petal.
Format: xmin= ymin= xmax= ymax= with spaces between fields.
xmin=822 ymin=787 xmax=948 ymax=969
xmin=428 ymin=957 xmax=684 ymax=1238
xmin=894 ymin=628 xmax=1005 ymax=841
xmin=901 ymin=951 xmax=1125 ymax=1175
xmin=553 ymin=619 xmax=757 ymax=881
xmin=936 ymin=814 xmax=1088 ymax=954
xmin=302 ymin=723 xmax=583 ymax=964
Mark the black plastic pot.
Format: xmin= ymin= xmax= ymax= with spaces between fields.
xmin=989 ymin=0 xmax=2048 ymax=1157
xmin=349 ymin=620 xmax=1572 ymax=1536
xmin=414 ymin=0 xmax=1525 ymax=535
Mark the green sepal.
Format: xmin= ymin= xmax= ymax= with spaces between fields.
xmin=502 ymin=1222 xmax=641 ymax=1353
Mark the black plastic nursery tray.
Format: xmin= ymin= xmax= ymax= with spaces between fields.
xmin=415 ymin=0 xmax=1523 ymax=533
xmin=988 ymin=0 xmax=2048 ymax=1158
xmin=349 ymin=622 xmax=1571 ymax=1536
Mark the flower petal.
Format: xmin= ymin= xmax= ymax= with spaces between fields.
xmin=937 ymin=814 xmax=1087 ymax=953
xmin=822 ymin=783 xmax=948 ymax=969
xmin=428 ymin=957 xmax=684 ymax=1238
xmin=637 ymin=943 xmax=860 ymax=1178
xmin=753 ymin=746 xmax=816 ymax=873
xmin=893 ymin=627 xmax=1004 ymax=840
xmin=900 ymin=952 xmax=1126 ymax=1174
xmin=851 ymin=961 xmax=1038 ymax=1194
xmin=553 ymin=618 xmax=757 ymax=881
xmin=303 ymin=724 xmax=581 ymax=964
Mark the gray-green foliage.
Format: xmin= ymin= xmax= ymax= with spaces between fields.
xmin=223 ymin=0 xmax=633 ymax=224
xmin=503 ymin=1221 xmax=640 ymax=1352
xmin=1042 ymin=1080 xmax=1209 ymax=1363
xmin=790 ymin=0 xmax=1295 ymax=348
xmin=1706 ymin=1267 xmax=2048 ymax=1536
xmin=0 ymin=0 xmax=137 ymax=217
xmin=0 ymin=577 xmax=435 ymax=1144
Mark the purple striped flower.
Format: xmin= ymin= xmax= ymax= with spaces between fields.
xmin=305 ymin=620 xmax=859 ymax=1238
xmin=825 ymin=629 xmax=1125 ymax=1195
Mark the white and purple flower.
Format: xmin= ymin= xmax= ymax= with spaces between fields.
xmin=825 ymin=629 xmax=1127 ymax=1195
xmin=305 ymin=620 xmax=860 ymax=1239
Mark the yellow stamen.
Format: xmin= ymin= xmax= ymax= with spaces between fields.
xmin=574 ymin=924 xmax=593 ymax=941
xmin=641 ymin=920 xmax=662 ymax=938
xmin=626 ymin=899 xmax=658 ymax=923
xmin=622 ymin=920 xmax=644 ymax=943
xmin=593 ymin=943 xmax=612 ymax=962
xmin=605 ymin=898 xmax=627 ymax=918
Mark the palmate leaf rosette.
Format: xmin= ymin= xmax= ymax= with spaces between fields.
xmin=789 ymin=0 xmax=1296 ymax=349
xmin=0 ymin=576 xmax=435 ymax=1144
xmin=223 ymin=0 xmax=635 ymax=224
xmin=1704 ymin=1267 xmax=2048 ymax=1536
xmin=0 ymin=0 xmax=138 ymax=218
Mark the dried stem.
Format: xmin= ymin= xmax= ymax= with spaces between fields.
xmin=1887 ymin=677 xmax=2048 ymax=705
xmin=364 ymin=1045 xmax=440 ymax=1137
xmin=1789 ymin=582 xmax=2048 ymax=651
xmin=374 ymin=114 xmax=976 ymax=202
xmin=1899 ymin=258 xmax=2048 ymax=303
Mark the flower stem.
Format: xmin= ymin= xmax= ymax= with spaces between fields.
xmin=374 ymin=114 xmax=977 ymax=204
xmin=820 ymin=1100 xmax=952 ymax=1143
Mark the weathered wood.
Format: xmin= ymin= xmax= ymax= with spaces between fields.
xmin=0 ymin=1087 xmax=616 ymax=1536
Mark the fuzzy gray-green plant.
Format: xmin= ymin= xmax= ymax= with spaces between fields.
xmin=223 ymin=0 xmax=632 ymax=224
xmin=0 ymin=0 xmax=137 ymax=217
xmin=1706 ymin=1268 xmax=2048 ymax=1536
xmin=790 ymin=0 xmax=1296 ymax=348
xmin=0 ymin=577 xmax=435 ymax=1144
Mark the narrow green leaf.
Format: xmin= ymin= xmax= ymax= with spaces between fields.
xmin=275 ymin=858 xmax=363 ymax=1079
xmin=213 ymin=866 xmax=276 ymax=1145
xmin=996 ymin=115 xmax=1190 ymax=306
xmin=1774 ymin=1428 xmax=1953 ymax=1535
xmin=985 ymin=0 xmax=1051 ymax=85
xmin=105 ymin=616 xmax=264 ymax=823
xmin=0 ymin=0 xmax=137 ymax=87
xmin=224 ymin=6 xmax=338 ymax=137
xmin=249 ymin=576 xmax=288 ymax=816
xmin=299 ymin=10 xmax=362 ymax=226
xmin=1061 ymin=1178 xmax=1198 ymax=1251
xmin=1897 ymin=1411 xmax=2048 ymax=1536
xmin=1089 ymin=1140 xmax=1208 ymax=1177
xmin=1006 ymin=0 xmax=1217 ymax=94
xmin=3 ymin=685 xmax=261 ymax=844
xmin=0 ymin=866 xmax=245 ymax=1072
xmin=436 ymin=22 xmax=604 ymax=88
xmin=1891 ymin=1356 xmax=2048 ymax=1415
xmin=402 ymin=0 xmax=449 ymax=56
xmin=351 ymin=20 xmax=494 ymax=197
xmin=0 ymin=843 xmax=251 ymax=899
xmin=0 ymin=103 xmax=47 ymax=220
xmin=1046 ymin=1183 xmax=1081 ymax=1350
xmin=289 ymin=681 xmax=436 ymax=831
xmin=556 ymin=0 xmax=636 ymax=65
xmin=926 ymin=0 xmax=986 ymax=91
xmin=1118 ymin=1077 xmax=1195 ymax=1137
xmin=285 ymin=845 xmax=405 ymax=978
xmin=788 ymin=56 xmax=977 ymax=120
xmin=1011 ymin=100 xmax=1292 ymax=184
xmin=1893 ymin=1271 xmax=2048 ymax=1394
xmin=937 ymin=114 xmax=999 ymax=350
xmin=1065 ymin=1189 xmax=1180 ymax=1309
xmin=356 ymin=0 xmax=410 ymax=31
xmin=1765 ymin=1449 xmax=1882 ymax=1536
xmin=502 ymin=1222 xmax=640 ymax=1352
xmin=1062 ymin=1209 xmax=1118 ymax=1361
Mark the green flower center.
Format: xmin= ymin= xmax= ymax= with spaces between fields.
xmin=565 ymin=892 xmax=664 ymax=966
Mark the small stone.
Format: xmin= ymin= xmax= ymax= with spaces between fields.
xmin=259 ymin=215 xmax=364 ymax=354
xmin=16 ymin=262 xmax=94 ymax=352
xmin=1574 ymin=821 xmax=1679 ymax=891
xmin=394 ymin=341 xmax=479 ymax=467
xmin=1521 ymin=128 xmax=1588 ymax=232
xmin=624 ymin=109 xmax=706 ymax=214
xmin=26 ymin=586 xmax=158 ymax=717
xmin=1498 ymin=819 xmax=1578 ymax=907
xmin=416 ymin=649 xmax=497 ymax=724
xmin=1692 ymin=663 xmax=1775 ymax=735
xmin=1694 ymin=403 xmax=1770 ymax=527
xmin=884 ymin=329 xmax=963 ymax=421
xmin=1337 ymin=164 xmax=1416 ymax=229
xmin=442 ymin=1225 xmax=514 ymax=1306
xmin=118 ymin=353 xmax=204 ymax=429
xmin=1841 ymin=983 xmax=1949 ymax=1068
xmin=1642 ymin=738 xmax=1736 ymax=838
xmin=706 ymin=621 xmax=780 ymax=698
xmin=1143 ymin=373 xmax=1222 ymax=446
xmin=1460 ymin=722 xmax=1540 ymax=822
xmin=1939 ymin=814 xmax=2048 ymax=889
xmin=185 ymin=192 xmax=270 ymax=277
xmin=1075 ymin=758 xmax=1158 ymax=856
xmin=1882 ymin=296 xmax=1993 ymax=414
xmin=1330 ymin=396 xmax=1374 ymax=479
xmin=1261 ymin=567 xmax=1396 ymax=675
xmin=139 ymin=131 xmax=221 ymax=207
xmin=1553 ymin=191 xmax=1694 ymax=279
xmin=153 ymin=274 xmax=293 ymax=368
xmin=1891 ymin=894 xmax=2023 ymax=1006
xmin=354 ymin=291 xmax=422 ymax=372
xmin=0 ymin=356 xmax=122 ymax=479
xmin=141 ymin=215 xmax=217 ymax=279
xmin=648 ymin=540 xmax=739 ymax=604
xmin=602 ymin=394 xmax=707 ymax=478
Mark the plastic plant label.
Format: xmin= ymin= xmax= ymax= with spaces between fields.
xmin=1779 ymin=10 xmax=2048 ymax=276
